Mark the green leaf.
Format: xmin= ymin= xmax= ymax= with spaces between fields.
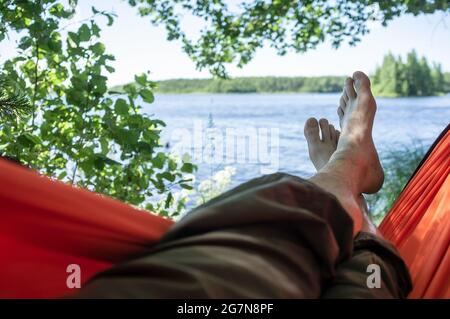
xmin=139 ymin=89 xmax=154 ymax=103
xmin=123 ymin=84 xmax=137 ymax=95
xmin=135 ymin=74 xmax=147 ymax=86
xmin=18 ymin=133 xmax=42 ymax=147
xmin=18 ymin=36 xmax=32 ymax=50
xmin=143 ymin=130 xmax=160 ymax=141
xmin=105 ymin=65 xmax=115 ymax=73
xmin=67 ymin=32 xmax=79 ymax=47
xmin=152 ymin=119 xmax=166 ymax=127
xmin=91 ymin=42 xmax=105 ymax=55
xmin=164 ymin=192 xmax=173 ymax=209
xmin=168 ymin=158 xmax=177 ymax=170
xmin=93 ymin=154 xmax=120 ymax=169
xmin=117 ymin=129 xmax=139 ymax=145
xmin=181 ymin=162 xmax=195 ymax=173
xmin=57 ymin=171 xmax=68 ymax=179
xmin=49 ymin=4 xmax=65 ymax=17
xmin=108 ymin=90 xmax=123 ymax=95
xmin=152 ymin=152 xmax=166 ymax=169
xmin=114 ymin=98 xmax=128 ymax=115
xmin=159 ymin=171 xmax=175 ymax=182
xmin=100 ymin=138 xmax=109 ymax=154
xmin=103 ymin=156 xmax=120 ymax=165
xmin=78 ymin=24 xmax=91 ymax=42
xmin=106 ymin=14 xmax=114 ymax=26
xmin=91 ymin=75 xmax=107 ymax=94
xmin=91 ymin=23 xmax=101 ymax=37
xmin=145 ymin=203 xmax=155 ymax=212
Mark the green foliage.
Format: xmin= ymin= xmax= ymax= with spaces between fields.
xmin=113 ymin=76 xmax=346 ymax=94
xmin=128 ymin=0 xmax=449 ymax=77
xmin=372 ymin=51 xmax=448 ymax=97
xmin=366 ymin=142 xmax=426 ymax=224
xmin=0 ymin=0 xmax=195 ymax=216
xmin=0 ymin=79 xmax=32 ymax=120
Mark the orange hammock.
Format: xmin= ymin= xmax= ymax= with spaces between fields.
xmin=379 ymin=125 xmax=450 ymax=298
xmin=0 ymin=125 xmax=448 ymax=298
xmin=0 ymin=163 xmax=174 ymax=298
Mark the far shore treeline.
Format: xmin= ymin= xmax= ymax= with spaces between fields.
xmin=112 ymin=51 xmax=450 ymax=97
xmin=154 ymin=76 xmax=347 ymax=94
xmin=372 ymin=50 xmax=450 ymax=97
xmin=111 ymin=76 xmax=348 ymax=94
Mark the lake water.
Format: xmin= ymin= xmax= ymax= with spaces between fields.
xmin=146 ymin=93 xmax=450 ymax=187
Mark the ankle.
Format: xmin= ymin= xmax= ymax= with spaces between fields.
xmin=321 ymin=154 xmax=360 ymax=194
xmin=309 ymin=172 xmax=363 ymax=235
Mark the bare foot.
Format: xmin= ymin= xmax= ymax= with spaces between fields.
xmin=309 ymin=71 xmax=384 ymax=234
xmin=304 ymin=118 xmax=340 ymax=171
xmin=304 ymin=116 xmax=380 ymax=236
xmin=332 ymin=71 xmax=384 ymax=194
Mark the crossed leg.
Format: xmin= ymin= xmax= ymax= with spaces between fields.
xmin=303 ymin=71 xmax=411 ymax=297
xmin=304 ymin=71 xmax=383 ymax=235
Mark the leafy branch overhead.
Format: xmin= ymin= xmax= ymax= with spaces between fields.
xmin=128 ymin=0 xmax=449 ymax=77
xmin=0 ymin=0 xmax=195 ymax=217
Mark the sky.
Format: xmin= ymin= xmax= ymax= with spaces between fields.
xmin=1 ymin=1 xmax=450 ymax=86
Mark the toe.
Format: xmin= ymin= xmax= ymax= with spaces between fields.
xmin=337 ymin=107 xmax=344 ymax=128
xmin=339 ymin=95 xmax=347 ymax=109
xmin=319 ymin=118 xmax=330 ymax=141
xmin=335 ymin=129 xmax=340 ymax=146
xmin=329 ymin=124 xmax=336 ymax=141
xmin=353 ymin=71 xmax=371 ymax=92
xmin=343 ymin=89 xmax=349 ymax=102
xmin=345 ymin=77 xmax=357 ymax=99
xmin=304 ymin=117 xmax=320 ymax=143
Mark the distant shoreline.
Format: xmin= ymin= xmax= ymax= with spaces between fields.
xmin=150 ymin=92 xmax=450 ymax=99
xmin=111 ymin=76 xmax=347 ymax=94
xmin=110 ymin=74 xmax=450 ymax=96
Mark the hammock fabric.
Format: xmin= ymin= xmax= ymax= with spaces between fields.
xmin=0 ymin=125 xmax=448 ymax=298
xmin=0 ymin=161 xmax=174 ymax=298
xmin=379 ymin=125 xmax=450 ymax=298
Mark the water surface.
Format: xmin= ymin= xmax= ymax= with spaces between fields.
xmin=146 ymin=93 xmax=450 ymax=186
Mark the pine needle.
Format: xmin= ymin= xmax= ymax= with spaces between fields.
xmin=0 ymin=79 xmax=32 ymax=120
